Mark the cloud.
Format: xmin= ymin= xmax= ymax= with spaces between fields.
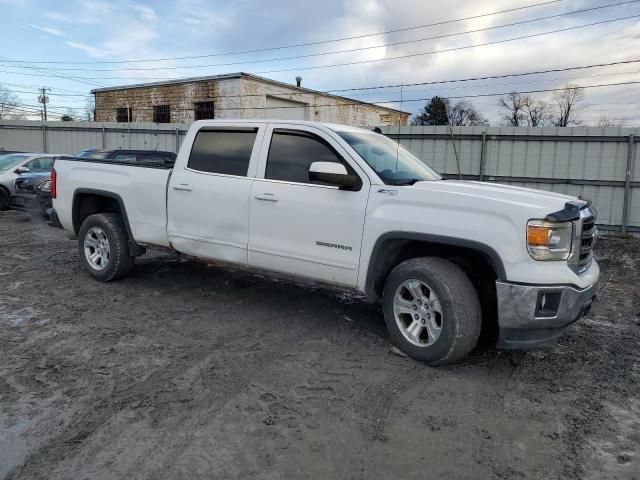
xmin=65 ymin=41 xmax=111 ymax=58
xmin=129 ymin=3 xmax=158 ymax=23
xmin=28 ymin=24 xmax=66 ymax=37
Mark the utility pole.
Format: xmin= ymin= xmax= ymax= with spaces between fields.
xmin=38 ymin=87 xmax=50 ymax=121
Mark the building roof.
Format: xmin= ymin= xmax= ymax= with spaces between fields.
xmin=90 ymin=72 xmax=410 ymax=115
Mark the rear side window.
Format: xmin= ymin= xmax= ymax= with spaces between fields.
xmin=26 ymin=157 xmax=54 ymax=171
xmin=265 ymin=130 xmax=359 ymax=186
xmin=188 ymin=129 xmax=257 ymax=177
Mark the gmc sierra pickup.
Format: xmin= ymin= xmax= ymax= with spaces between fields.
xmin=50 ymin=120 xmax=599 ymax=365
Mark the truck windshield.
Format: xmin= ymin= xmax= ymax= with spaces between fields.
xmin=337 ymin=131 xmax=441 ymax=185
xmin=0 ymin=154 xmax=29 ymax=172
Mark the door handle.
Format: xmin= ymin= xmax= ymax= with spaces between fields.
xmin=254 ymin=193 xmax=279 ymax=202
xmin=173 ymin=184 xmax=193 ymax=191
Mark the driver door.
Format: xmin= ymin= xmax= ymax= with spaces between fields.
xmin=248 ymin=124 xmax=370 ymax=287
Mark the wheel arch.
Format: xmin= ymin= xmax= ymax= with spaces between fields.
xmin=364 ymin=231 xmax=506 ymax=301
xmin=72 ymin=188 xmax=144 ymax=255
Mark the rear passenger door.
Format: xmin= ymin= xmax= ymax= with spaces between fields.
xmin=248 ymin=124 xmax=369 ymax=287
xmin=167 ymin=124 xmax=265 ymax=264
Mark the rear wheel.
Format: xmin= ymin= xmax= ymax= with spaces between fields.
xmin=78 ymin=213 xmax=133 ymax=281
xmin=382 ymin=257 xmax=481 ymax=365
xmin=0 ymin=188 xmax=9 ymax=210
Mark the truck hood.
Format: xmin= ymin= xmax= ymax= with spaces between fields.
xmin=412 ymin=180 xmax=584 ymax=217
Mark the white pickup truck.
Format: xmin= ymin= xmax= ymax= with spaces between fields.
xmin=51 ymin=120 xmax=599 ymax=364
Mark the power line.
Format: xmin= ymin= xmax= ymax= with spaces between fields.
xmin=253 ymin=14 xmax=640 ymax=75
xmin=3 ymin=14 xmax=636 ymax=84
xmin=8 ymin=2 xmax=635 ymax=73
xmin=8 ymin=0 xmax=563 ymax=65
xmin=0 ymin=56 xmax=105 ymax=89
xmin=7 ymin=58 xmax=640 ymax=108
xmin=16 ymin=79 xmax=638 ymax=113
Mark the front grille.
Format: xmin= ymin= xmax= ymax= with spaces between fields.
xmin=578 ymin=216 xmax=596 ymax=270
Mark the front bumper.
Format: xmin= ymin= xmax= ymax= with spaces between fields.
xmin=496 ymin=280 xmax=598 ymax=349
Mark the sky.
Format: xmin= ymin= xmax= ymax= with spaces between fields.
xmin=0 ymin=0 xmax=639 ymax=125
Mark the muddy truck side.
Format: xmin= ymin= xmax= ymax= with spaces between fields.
xmin=50 ymin=120 xmax=600 ymax=365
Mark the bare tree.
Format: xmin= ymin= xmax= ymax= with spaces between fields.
xmin=553 ymin=84 xmax=585 ymax=127
xmin=595 ymin=116 xmax=624 ymax=127
xmin=84 ymin=96 xmax=95 ymax=121
xmin=522 ymin=96 xmax=550 ymax=127
xmin=447 ymin=100 xmax=489 ymax=126
xmin=498 ymin=92 xmax=527 ymax=126
xmin=0 ymin=84 xmax=19 ymax=119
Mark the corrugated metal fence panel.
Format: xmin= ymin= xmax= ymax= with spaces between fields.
xmin=0 ymin=123 xmax=44 ymax=153
xmin=0 ymin=120 xmax=189 ymax=155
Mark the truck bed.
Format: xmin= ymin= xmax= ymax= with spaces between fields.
xmin=53 ymin=159 xmax=172 ymax=247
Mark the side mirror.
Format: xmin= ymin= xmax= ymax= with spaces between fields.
xmin=14 ymin=166 xmax=30 ymax=174
xmin=309 ymin=162 xmax=358 ymax=189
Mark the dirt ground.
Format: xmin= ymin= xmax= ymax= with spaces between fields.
xmin=0 ymin=210 xmax=638 ymax=480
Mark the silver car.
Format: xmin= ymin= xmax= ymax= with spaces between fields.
xmin=0 ymin=153 xmax=60 ymax=210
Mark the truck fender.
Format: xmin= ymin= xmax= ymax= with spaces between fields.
xmin=364 ymin=231 xmax=506 ymax=300
xmin=72 ymin=188 xmax=144 ymax=255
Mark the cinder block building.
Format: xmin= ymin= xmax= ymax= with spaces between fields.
xmin=91 ymin=72 xmax=410 ymax=127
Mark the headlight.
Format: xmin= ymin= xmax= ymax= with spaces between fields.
xmin=527 ymin=220 xmax=573 ymax=261
xmin=38 ymin=180 xmax=52 ymax=193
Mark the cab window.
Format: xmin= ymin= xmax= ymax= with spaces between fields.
xmin=188 ymin=129 xmax=258 ymax=177
xmin=265 ymin=129 xmax=360 ymax=189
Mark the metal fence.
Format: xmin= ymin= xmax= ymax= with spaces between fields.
xmin=381 ymin=125 xmax=639 ymax=234
xmin=0 ymin=120 xmax=188 ymax=157
xmin=0 ymin=121 xmax=637 ymax=233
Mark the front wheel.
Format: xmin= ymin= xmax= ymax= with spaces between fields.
xmin=0 ymin=188 xmax=9 ymax=210
xmin=78 ymin=213 xmax=134 ymax=281
xmin=382 ymin=257 xmax=481 ymax=365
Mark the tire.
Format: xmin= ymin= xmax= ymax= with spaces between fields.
xmin=0 ymin=188 xmax=9 ymax=210
xmin=382 ymin=257 xmax=481 ymax=365
xmin=78 ymin=213 xmax=134 ymax=281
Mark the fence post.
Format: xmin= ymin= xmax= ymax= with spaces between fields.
xmin=621 ymin=134 xmax=634 ymax=234
xmin=479 ymin=132 xmax=487 ymax=181
xmin=41 ymin=124 xmax=47 ymax=153
xmin=175 ymin=128 xmax=180 ymax=153
xmin=101 ymin=126 xmax=106 ymax=149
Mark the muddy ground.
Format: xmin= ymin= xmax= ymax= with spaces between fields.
xmin=0 ymin=210 xmax=638 ymax=480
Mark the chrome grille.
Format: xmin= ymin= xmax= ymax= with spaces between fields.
xmin=578 ymin=216 xmax=596 ymax=270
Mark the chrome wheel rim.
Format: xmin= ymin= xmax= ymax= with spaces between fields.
xmin=84 ymin=227 xmax=110 ymax=271
xmin=393 ymin=279 xmax=443 ymax=347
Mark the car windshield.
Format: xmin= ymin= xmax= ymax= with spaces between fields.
xmin=337 ymin=131 xmax=441 ymax=185
xmin=0 ymin=154 xmax=29 ymax=172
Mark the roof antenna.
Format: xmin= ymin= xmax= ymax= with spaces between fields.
xmin=394 ymin=83 xmax=404 ymax=186
xmin=445 ymin=99 xmax=463 ymax=180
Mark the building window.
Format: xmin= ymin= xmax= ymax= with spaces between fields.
xmin=153 ymin=105 xmax=171 ymax=123
xmin=116 ymin=107 xmax=132 ymax=122
xmin=194 ymin=101 xmax=214 ymax=120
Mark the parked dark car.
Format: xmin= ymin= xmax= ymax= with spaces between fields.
xmin=76 ymin=149 xmax=177 ymax=167
xmin=8 ymin=155 xmax=72 ymax=215
xmin=10 ymin=171 xmax=53 ymax=214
